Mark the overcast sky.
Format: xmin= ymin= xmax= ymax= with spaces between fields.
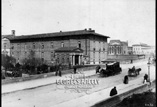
xmin=2 ymin=0 xmax=155 ymax=46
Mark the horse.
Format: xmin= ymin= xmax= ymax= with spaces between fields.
xmin=128 ymin=68 xmax=141 ymax=76
xmin=99 ymin=68 xmax=110 ymax=77
xmin=96 ymin=65 xmax=101 ymax=74
xmin=135 ymin=68 xmax=141 ymax=75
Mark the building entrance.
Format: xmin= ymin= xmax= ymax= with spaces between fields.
xmin=75 ymin=55 xmax=79 ymax=65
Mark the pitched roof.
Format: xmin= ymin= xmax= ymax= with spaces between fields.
xmin=132 ymin=43 xmax=150 ymax=47
xmin=121 ymin=41 xmax=128 ymax=45
xmin=132 ymin=44 xmax=141 ymax=46
xmin=109 ymin=40 xmax=122 ymax=45
xmin=9 ymin=29 xmax=110 ymax=41
xmin=109 ymin=40 xmax=121 ymax=44
xmin=55 ymin=47 xmax=83 ymax=53
xmin=1 ymin=35 xmax=13 ymax=39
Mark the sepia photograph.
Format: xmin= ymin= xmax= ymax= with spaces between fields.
xmin=2 ymin=0 xmax=156 ymax=107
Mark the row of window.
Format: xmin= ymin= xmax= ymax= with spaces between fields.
xmin=17 ymin=56 xmax=70 ymax=64
xmin=11 ymin=41 xmax=82 ymax=50
xmin=108 ymin=47 xmax=122 ymax=54
xmin=92 ymin=59 xmax=101 ymax=64
xmin=133 ymin=48 xmax=141 ymax=50
xmin=11 ymin=51 xmax=54 ymax=57
xmin=93 ymin=48 xmax=106 ymax=51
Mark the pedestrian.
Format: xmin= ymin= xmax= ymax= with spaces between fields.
xmin=130 ymin=60 xmax=133 ymax=64
xmin=74 ymin=67 xmax=77 ymax=74
xmin=123 ymin=75 xmax=129 ymax=84
xmin=110 ymin=86 xmax=118 ymax=96
xmin=143 ymin=74 xmax=148 ymax=83
xmin=55 ymin=65 xmax=59 ymax=76
xmin=55 ymin=70 xmax=58 ymax=76
xmin=58 ymin=65 xmax=62 ymax=77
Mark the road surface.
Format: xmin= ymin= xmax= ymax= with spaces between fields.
xmin=2 ymin=60 xmax=155 ymax=107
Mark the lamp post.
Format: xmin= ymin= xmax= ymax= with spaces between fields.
xmin=147 ymin=58 xmax=151 ymax=82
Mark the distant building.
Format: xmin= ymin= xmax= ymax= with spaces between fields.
xmin=8 ymin=29 xmax=109 ymax=65
xmin=128 ymin=46 xmax=133 ymax=55
xmin=1 ymin=30 xmax=15 ymax=56
xmin=108 ymin=40 xmax=128 ymax=55
xmin=132 ymin=43 xmax=154 ymax=55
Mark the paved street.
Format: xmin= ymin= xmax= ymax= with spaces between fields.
xmin=2 ymin=59 xmax=155 ymax=107
xmin=2 ymin=59 xmax=147 ymax=94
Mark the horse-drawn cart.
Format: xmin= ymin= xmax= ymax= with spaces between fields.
xmin=96 ymin=62 xmax=122 ymax=77
xmin=128 ymin=67 xmax=141 ymax=77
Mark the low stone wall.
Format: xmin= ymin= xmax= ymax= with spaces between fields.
xmin=2 ymin=65 xmax=105 ymax=85
xmin=91 ymin=80 xmax=156 ymax=107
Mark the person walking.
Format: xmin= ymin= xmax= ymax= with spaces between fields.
xmin=143 ymin=74 xmax=148 ymax=83
xmin=110 ymin=86 xmax=118 ymax=96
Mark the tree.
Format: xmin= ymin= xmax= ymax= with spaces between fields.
xmin=1 ymin=54 xmax=16 ymax=70
xmin=21 ymin=50 xmax=43 ymax=74
xmin=21 ymin=50 xmax=42 ymax=67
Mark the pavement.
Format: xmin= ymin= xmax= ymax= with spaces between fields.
xmin=1 ymin=59 xmax=148 ymax=94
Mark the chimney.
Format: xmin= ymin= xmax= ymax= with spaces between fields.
xmin=88 ymin=28 xmax=92 ymax=31
xmin=88 ymin=28 xmax=95 ymax=32
xmin=12 ymin=30 xmax=15 ymax=36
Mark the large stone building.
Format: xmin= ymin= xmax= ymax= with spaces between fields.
xmin=108 ymin=40 xmax=128 ymax=55
xmin=8 ymin=29 xmax=109 ymax=65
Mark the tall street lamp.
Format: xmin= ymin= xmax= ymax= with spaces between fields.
xmin=147 ymin=58 xmax=151 ymax=82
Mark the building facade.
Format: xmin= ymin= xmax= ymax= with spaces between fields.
xmin=132 ymin=43 xmax=155 ymax=55
xmin=108 ymin=40 xmax=128 ymax=55
xmin=9 ymin=29 xmax=109 ymax=65
xmin=128 ymin=46 xmax=133 ymax=55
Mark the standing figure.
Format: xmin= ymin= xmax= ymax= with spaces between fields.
xmin=123 ymin=75 xmax=129 ymax=84
xmin=55 ymin=65 xmax=59 ymax=76
xmin=132 ymin=66 xmax=135 ymax=71
xmin=110 ymin=86 xmax=118 ymax=96
xmin=143 ymin=74 xmax=148 ymax=83
xmin=130 ymin=60 xmax=133 ymax=64
xmin=55 ymin=70 xmax=58 ymax=76
xmin=58 ymin=65 xmax=62 ymax=77
xmin=74 ymin=67 xmax=77 ymax=74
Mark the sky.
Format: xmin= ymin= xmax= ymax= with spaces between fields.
xmin=2 ymin=0 xmax=155 ymax=46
